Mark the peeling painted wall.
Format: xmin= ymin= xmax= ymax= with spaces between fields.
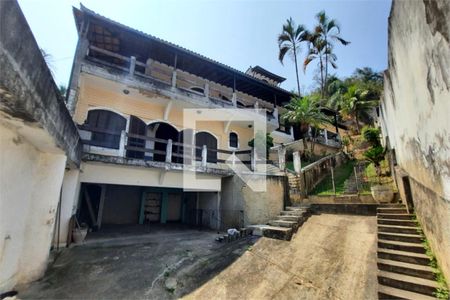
xmin=380 ymin=0 xmax=450 ymax=280
xmin=221 ymin=175 xmax=287 ymax=227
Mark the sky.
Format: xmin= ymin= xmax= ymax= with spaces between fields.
xmin=18 ymin=0 xmax=392 ymax=94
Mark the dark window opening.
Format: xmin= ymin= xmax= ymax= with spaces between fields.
xmin=190 ymin=87 xmax=204 ymax=94
xmin=195 ymin=132 xmax=217 ymax=163
xmin=229 ymin=132 xmax=238 ymax=148
xmin=85 ymin=110 xmax=126 ymax=149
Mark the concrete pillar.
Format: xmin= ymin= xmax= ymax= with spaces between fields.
xmin=323 ymin=129 xmax=328 ymax=144
xmin=201 ymin=145 xmax=207 ymax=167
xmin=204 ymin=83 xmax=209 ymax=98
xmin=166 ymin=139 xmax=173 ymax=163
xmin=290 ymin=126 xmax=295 ymax=139
xmin=129 ymin=56 xmax=136 ymax=75
xmin=171 ymin=70 xmax=177 ymax=87
xmin=232 ymin=92 xmax=237 ymax=107
xmin=278 ymin=145 xmax=286 ymax=171
xmin=119 ymin=130 xmax=127 ymax=157
xmin=273 ymin=107 xmax=279 ymax=122
xmin=216 ymin=192 xmax=221 ymax=230
xmin=293 ymin=151 xmax=301 ymax=174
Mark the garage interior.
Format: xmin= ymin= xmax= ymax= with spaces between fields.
xmin=77 ymin=183 xmax=221 ymax=238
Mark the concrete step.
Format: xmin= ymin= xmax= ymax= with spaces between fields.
xmin=280 ymin=210 xmax=305 ymax=216
xmin=268 ymin=220 xmax=297 ymax=228
xmin=379 ymin=203 xmax=406 ymax=208
xmin=378 ymin=249 xmax=431 ymax=266
xmin=377 ymin=270 xmax=439 ymax=297
xmin=276 ymin=215 xmax=302 ymax=222
xmin=378 ymin=239 xmax=426 ymax=254
xmin=285 ymin=206 xmax=307 ymax=211
xmin=377 ymin=207 xmax=408 ymax=214
xmin=378 ymin=284 xmax=437 ymax=300
xmin=377 ymin=258 xmax=437 ymax=281
xmin=377 ymin=218 xmax=417 ymax=227
xmin=378 ymin=232 xmax=423 ymax=244
xmin=378 ymin=213 xmax=415 ymax=220
xmin=378 ymin=224 xmax=421 ymax=235
xmin=248 ymin=225 xmax=292 ymax=241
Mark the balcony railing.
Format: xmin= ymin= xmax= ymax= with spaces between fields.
xmin=79 ymin=126 xmax=258 ymax=171
xmin=86 ymin=45 xmax=278 ymax=123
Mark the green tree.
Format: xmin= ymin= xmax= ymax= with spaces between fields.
xmin=278 ymin=17 xmax=308 ymax=96
xmin=304 ymin=11 xmax=350 ymax=98
xmin=282 ymin=96 xmax=330 ymax=157
xmin=340 ymin=84 xmax=378 ymax=133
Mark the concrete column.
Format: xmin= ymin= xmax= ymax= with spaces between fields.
xmin=293 ymin=151 xmax=301 ymax=174
xmin=216 ymin=192 xmax=221 ymax=230
xmin=119 ymin=130 xmax=127 ymax=157
xmin=171 ymin=70 xmax=177 ymax=87
xmin=204 ymin=83 xmax=209 ymax=97
xmin=278 ymin=145 xmax=286 ymax=171
xmin=290 ymin=126 xmax=295 ymax=139
xmin=201 ymin=145 xmax=207 ymax=167
xmin=324 ymin=129 xmax=328 ymax=144
xmin=165 ymin=139 xmax=173 ymax=163
xmin=129 ymin=56 xmax=136 ymax=75
xmin=232 ymin=151 xmax=236 ymax=167
xmin=232 ymin=92 xmax=237 ymax=107
xmin=273 ymin=107 xmax=279 ymax=122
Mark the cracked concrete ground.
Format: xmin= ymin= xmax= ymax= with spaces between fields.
xmin=19 ymin=214 xmax=377 ymax=300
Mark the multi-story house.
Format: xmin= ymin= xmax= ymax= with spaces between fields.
xmin=59 ymin=5 xmax=342 ymax=241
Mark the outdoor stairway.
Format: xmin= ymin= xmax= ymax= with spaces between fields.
xmin=377 ymin=204 xmax=440 ymax=299
xmin=247 ymin=205 xmax=310 ymax=241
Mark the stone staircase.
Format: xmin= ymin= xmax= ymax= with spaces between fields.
xmin=377 ymin=204 xmax=441 ymax=299
xmin=247 ymin=205 xmax=310 ymax=241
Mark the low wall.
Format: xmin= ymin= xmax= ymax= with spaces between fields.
xmin=221 ymin=174 xmax=288 ymax=227
xmin=310 ymin=204 xmax=379 ymax=216
xmin=306 ymin=194 xmax=377 ymax=204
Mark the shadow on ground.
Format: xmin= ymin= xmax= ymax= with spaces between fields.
xmin=19 ymin=228 xmax=257 ymax=300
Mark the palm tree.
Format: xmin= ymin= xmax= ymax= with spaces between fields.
xmin=340 ymin=85 xmax=378 ymax=133
xmin=278 ymin=18 xmax=308 ymax=96
xmin=282 ymin=96 xmax=330 ymax=157
xmin=304 ymin=11 xmax=350 ymax=98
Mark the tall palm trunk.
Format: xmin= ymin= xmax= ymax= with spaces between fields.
xmin=319 ymin=53 xmax=324 ymax=98
xmin=293 ymin=45 xmax=301 ymax=97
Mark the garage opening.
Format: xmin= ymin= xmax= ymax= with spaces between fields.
xmin=76 ymin=184 xmax=221 ymax=239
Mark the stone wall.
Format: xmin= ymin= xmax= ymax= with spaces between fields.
xmin=380 ymin=0 xmax=450 ymax=280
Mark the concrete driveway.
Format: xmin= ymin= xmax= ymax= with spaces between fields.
xmin=19 ymin=228 xmax=257 ymax=300
xmin=184 ymin=214 xmax=378 ymax=300
xmin=20 ymin=214 xmax=377 ymax=300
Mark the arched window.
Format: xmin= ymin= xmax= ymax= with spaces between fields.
xmin=229 ymin=132 xmax=238 ymax=148
xmin=195 ymin=132 xmax=217 ymax=163
xmin=190 ymin=86 xmax=204 ymax=94
xmin=85 ymin=110 xmax=126 ymax=149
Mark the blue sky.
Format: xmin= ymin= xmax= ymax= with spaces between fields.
xmin=18 ymin=0 xmax=391 ymax=93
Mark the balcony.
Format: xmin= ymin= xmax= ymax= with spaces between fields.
xmin=83 ymin=45 xmax=280 ymax=130
xmin=78 ymin=125 xmax=260 ymax=175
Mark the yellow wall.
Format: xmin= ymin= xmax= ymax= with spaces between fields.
xmin=74 ymin=73 xmax=255 ymax=152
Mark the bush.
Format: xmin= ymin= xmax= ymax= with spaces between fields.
xmin=362 ymin=126 xmax=381 ymax=147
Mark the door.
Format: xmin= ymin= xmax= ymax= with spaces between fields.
xmin=144 ymin=192 xmax=161 ymax=222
